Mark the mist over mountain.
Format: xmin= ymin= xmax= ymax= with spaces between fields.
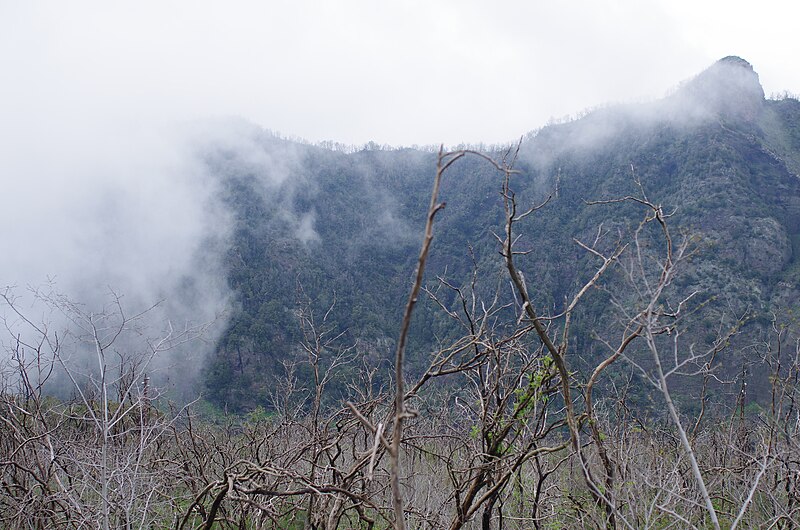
xmin=197 ymin=57 xmax=800 ymax=411
xmin=2 ymin=57 xmax=796 ymax=409
xmin=6 ymin=1 xmax=800 ymax=520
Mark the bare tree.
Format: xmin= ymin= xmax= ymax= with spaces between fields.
xmin=1 ymin=287 xmax=207 ymax=529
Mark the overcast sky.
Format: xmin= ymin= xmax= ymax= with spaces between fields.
xmin=2 ymin=0 xmax=798 ymax=147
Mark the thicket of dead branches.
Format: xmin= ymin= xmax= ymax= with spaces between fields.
xmin=2 ymin=149 xmax=799 ymax=529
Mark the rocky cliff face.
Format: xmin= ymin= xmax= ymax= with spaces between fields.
xmin=682 ymin=56 xmax=766 ymax=122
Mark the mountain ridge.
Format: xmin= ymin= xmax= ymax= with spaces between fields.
xmin=201 ymin=58 xmax=800 ymax=411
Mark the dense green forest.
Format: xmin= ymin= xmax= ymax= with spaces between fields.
xmin=205 ymin=56 xmax=800 ymax=411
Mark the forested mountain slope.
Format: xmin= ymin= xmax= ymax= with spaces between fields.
xmin=203 ymin=57 xmax=800 ymax=411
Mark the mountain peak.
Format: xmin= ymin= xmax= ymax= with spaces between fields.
xmin=678 ymin=56 xmax=765 ymax=122
xmin=716 ymin=55 xmax=754 ymax=68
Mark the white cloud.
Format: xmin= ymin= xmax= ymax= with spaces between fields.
xmin=2 ymin=1 xmax=796 ymax=147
